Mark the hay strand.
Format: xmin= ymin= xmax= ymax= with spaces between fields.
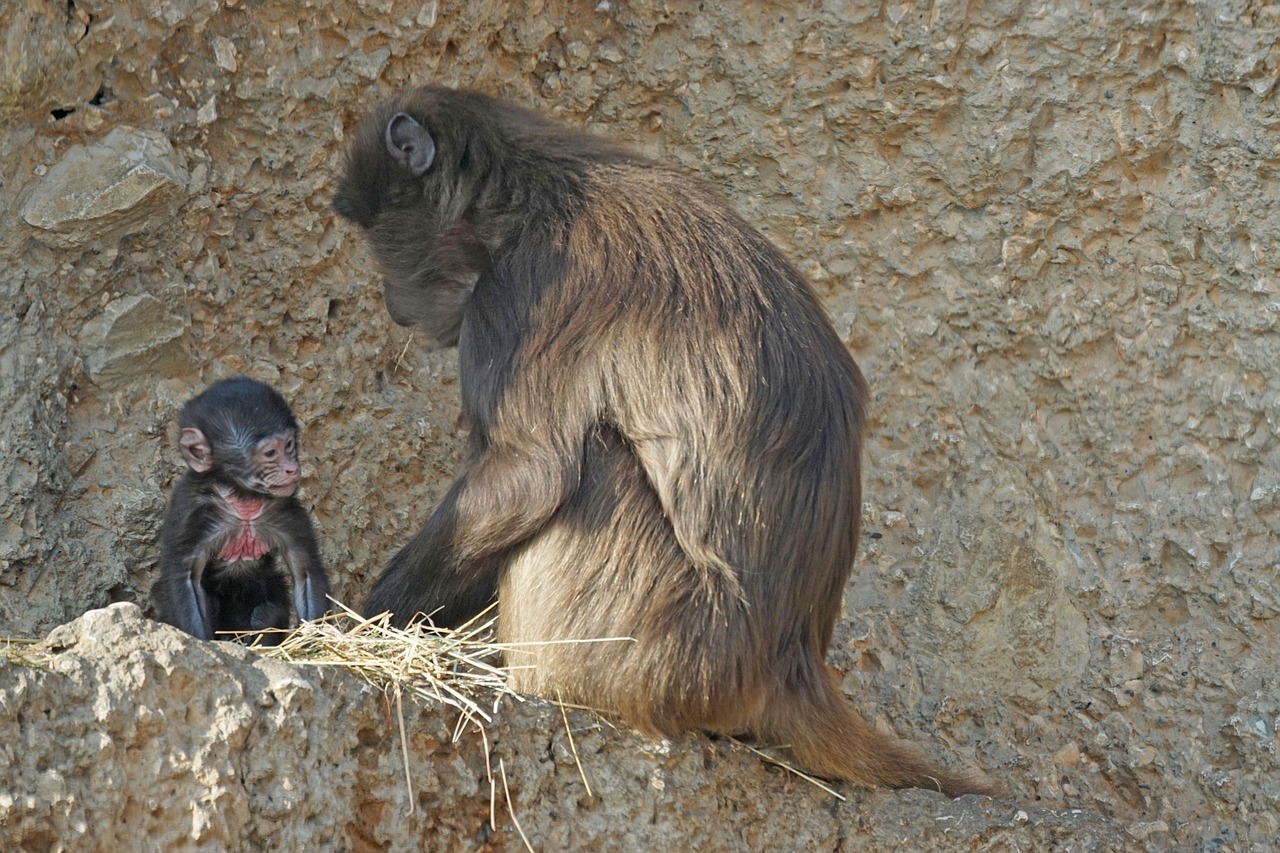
xmin=500 ymin=757 xmax=535 ymax=853
xmin=556 ymin=689 xmax=593 ymax=798
xmin=258 ymin=601 xmax=516 ymax=735
xmin=734 ymin=739 xmax=847 ymax=801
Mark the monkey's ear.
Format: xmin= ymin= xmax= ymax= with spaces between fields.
xmin=179 ymin=428 xmax=214 ymax=473
xmin=385 ymin=112 xmax=435 ymax=177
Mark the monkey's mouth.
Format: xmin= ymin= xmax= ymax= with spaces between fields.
xmin=265 ymin=481 xmax=299 ymax=498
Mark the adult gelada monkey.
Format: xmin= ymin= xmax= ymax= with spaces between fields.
xmin=333 ymin=87 xmax=991 ymax=796
xmin=155 ymin=377 xmax=330 ymax=646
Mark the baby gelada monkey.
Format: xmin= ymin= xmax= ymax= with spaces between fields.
xmin=154 ymin=377 xmax=329 ymax=645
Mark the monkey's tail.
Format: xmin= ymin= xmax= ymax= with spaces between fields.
xmin=758 ymin=663 xmax=998 ymax=798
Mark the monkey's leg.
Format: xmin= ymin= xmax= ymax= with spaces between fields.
xmin=365 ymin=436 xmax=584 ymax=627
xmin=245 ymin=569 xmax=292 ymax=645
xmin=498 ymin=430 xmax=995 ymax=796
xmin=498 ymin=427 xmax=770 ymax=733
xmin=505 ymin=515 xmax=992 ymax=796
xmin=247 ymin=599 xmax=290 ymax=646
xmin=250 ymin=599 xmax=289 ymax=628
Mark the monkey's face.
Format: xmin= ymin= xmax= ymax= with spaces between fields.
xmin=333 ymin=90 xmax=497 ymax=348
xmin=247 ymin=432 xmax=301 ymax=498
xmin=372 ymin=266 xmax=418 ymax=327
xmin=178 ymin=378 xmax=305 ymax=497
xmin=192 ymin=429 xmax=302 ymax=498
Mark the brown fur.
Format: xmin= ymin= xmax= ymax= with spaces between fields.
xmin=333 ymin=86 xmax=993 ymax=797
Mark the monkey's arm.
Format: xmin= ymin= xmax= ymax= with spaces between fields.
xmin=275 ymin=501 xmax=331 ymax=623
xmin=162 ymin=552 xmax=215 ymax=639
xmin=157 ymin=482 xmax=219 ymax=640
xmin=366 ymin=433 xmax=583 ymax=627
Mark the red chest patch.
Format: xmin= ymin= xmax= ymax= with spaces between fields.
xmin=218 ymin=494 xmax=271 ymax=562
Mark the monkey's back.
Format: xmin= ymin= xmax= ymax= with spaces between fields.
xmin=568 ymin=165 xmax=862 ymax=559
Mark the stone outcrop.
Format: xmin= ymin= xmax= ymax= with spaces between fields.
xmin=0 ymin=605 xmax=1132 ymax=851
xmin=20 ymin=128 xmax=190 ymax=249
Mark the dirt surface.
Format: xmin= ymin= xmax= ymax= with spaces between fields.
xmin=2 ymin=0 xmax=1277 ymax=849
xmin=1 ymin=604 xmax=1134 ymax=851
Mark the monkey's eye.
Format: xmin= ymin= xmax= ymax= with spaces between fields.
xmin=262 ymin=447 xmax=278 ymax=460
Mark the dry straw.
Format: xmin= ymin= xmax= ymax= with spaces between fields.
xmin=256 ymin=601 xmax=518 ymax=730
xmin=255 ymin=601 xmax=610 ymax=847
xmin=260 ymin=605 xmax=847 ymax=805
xmin=0 ymin=637 xmax=41 ymax=666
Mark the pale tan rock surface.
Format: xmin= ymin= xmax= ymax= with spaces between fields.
xmin=19 ymin=127 xmax=190 ymax=249
xmin=0 ymin=605 xmax=1130 ymax=851
xmin=1 ymin=0 xmax=1276 ymax=849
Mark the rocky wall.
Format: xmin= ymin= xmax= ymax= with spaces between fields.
xmin=0 ymin=605 xmax=1134 ymax=851
xmin=2 ymin=0 xmax=1278 ymax=849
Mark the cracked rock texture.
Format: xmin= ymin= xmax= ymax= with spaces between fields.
xmin=0 ymin=605 xmax=1130 ymax=852
xmin=1 ymin=0 xmax=1276 ymax=850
